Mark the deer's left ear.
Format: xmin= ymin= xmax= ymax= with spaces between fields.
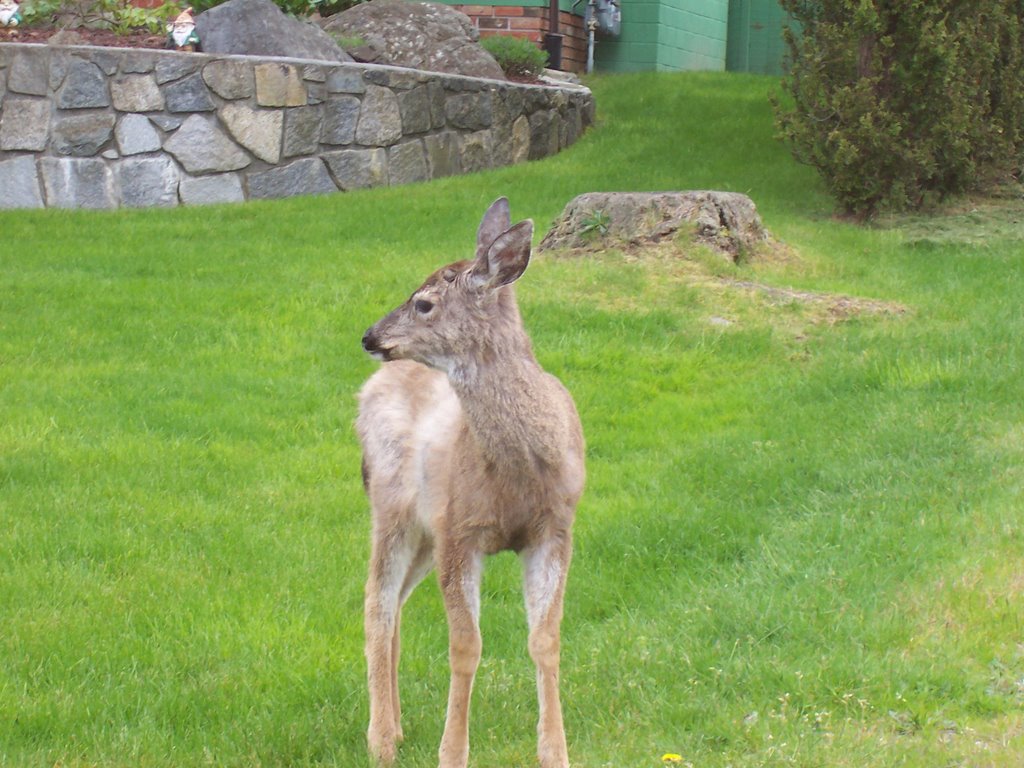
xmin=471 ymin=220 xmax=533 ymax=289
xmin=476 ymin=197 xmax=512 ymax=261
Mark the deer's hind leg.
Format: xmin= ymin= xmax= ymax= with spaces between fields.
xmin=365 ymin=519 xmax=431 ymax=764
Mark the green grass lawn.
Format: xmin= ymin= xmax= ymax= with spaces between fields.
xmin=2 ymin=72 xmax=1023 ymax=767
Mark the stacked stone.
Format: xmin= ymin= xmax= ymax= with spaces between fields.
xmin=0 ymin=43 xmax=595 ymax=209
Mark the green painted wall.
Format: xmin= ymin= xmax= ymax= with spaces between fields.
xmin=434 ymin=0 xmax=581 ymax=9
xmin=726 ymin=0 xmax=789 ymax=75
xmin=434 ymin=0 xmax=789 ymax=75
xmin=595 ymin=0 xmax=728 ymax=72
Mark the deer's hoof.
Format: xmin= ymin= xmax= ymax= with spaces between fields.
xmin=368 ymin=732 xmax=398 ymax=765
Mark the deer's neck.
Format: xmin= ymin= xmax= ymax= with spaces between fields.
xmin=447 ymin=312 xmax=564 ymax=472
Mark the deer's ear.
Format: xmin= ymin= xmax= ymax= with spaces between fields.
xmin=476 ymin=197 xmax=512 ymax=260
xmin=471 ymin=220 xmax=533 ymax=289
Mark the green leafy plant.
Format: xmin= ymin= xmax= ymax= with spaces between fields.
xmin=579 ymin=209 xmax=611 ymax=240
xmin=775 ymin=0 xmax=1024 ymax=219
xmin=329 ymin=32 xmax=367 ymax=50
xmin=109 ymin=1 xmax=178 ymax=34
xmin=17 ymin=0 xmax=68 ymax=26
xmin=480 ymin=34 xmax=548 ymax=79
xmin=19 ymin=0 xmax=179 ymax=33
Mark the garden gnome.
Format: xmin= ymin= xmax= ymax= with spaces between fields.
xmin=168 ymin=6 xmax=199 ymax=51
xmin=0 ymin=0 xmax=22 ymax=27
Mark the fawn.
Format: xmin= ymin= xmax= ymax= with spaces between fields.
xmin=356 ymin=198 xmax=585 ymax=768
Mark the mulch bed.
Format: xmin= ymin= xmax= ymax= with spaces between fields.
xmin=1 ymin=26 xmax=175 ymax=49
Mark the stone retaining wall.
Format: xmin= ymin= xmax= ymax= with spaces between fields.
xmin=0 ymin=43 xmax=594 ymax=209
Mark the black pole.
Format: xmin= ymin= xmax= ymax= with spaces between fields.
xmin=545 ymin=0 xmax=563 ymax=69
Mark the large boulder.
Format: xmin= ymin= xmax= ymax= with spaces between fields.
xmin=539 ymin=191 xmax=768 ymax=261
xmin=196 ymin=0 xmax=352 ymax=63
xmin=321 ymin=0 xmax=506 ymax=80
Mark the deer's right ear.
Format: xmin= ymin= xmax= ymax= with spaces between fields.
xmin=471 ymin=220 xmax=533 ymax=289
xmin=476 ymin=197 xmax=512 ymax=260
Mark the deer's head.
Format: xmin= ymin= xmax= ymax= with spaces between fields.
xmin=361 ymin=197 xmax=534 ymax=372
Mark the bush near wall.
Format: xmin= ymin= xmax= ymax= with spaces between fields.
xmin=775 ymin=0 xmax=1024 ymax=219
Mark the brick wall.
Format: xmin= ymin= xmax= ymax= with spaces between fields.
xmin=450 ymin=5 xmax=589 ymax=74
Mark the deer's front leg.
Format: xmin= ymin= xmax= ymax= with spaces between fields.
xmin=522 ymin=532 xmax=573 ymax=768
xmin=366 ymin=529 xmax=422 ymax=764
xmin=437 ymin=547 xmax=483 ymax=768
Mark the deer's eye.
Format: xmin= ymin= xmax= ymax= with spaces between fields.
xmin=414 ymin=298 xmax=435 ymax=314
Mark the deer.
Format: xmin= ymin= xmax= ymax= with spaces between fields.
xmin=356 ymin=197 xmax=586 ymax=768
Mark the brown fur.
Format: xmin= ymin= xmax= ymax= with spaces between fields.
xmin=356 ymin=198 xmax=585 ymax=768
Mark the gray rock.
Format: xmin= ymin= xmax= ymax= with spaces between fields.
xmin=0 ymin=97 xmax=50 ymax=151
xmin=528 ymin=109 xmax=557 ymax=159
xmin=490 ymin=120 xmax=511 ymax=167
xmin=247 ymin=157 xmax=337 ymax=199
xmin=179 ymin=173 xmax=245 ymax=205
xmin=538 ymin=192 xmax=768 ymax=261
xmin=220 ymin=102 xmax=283 ymax=163
xmin=57 ymin=58 xmax=109 ymax=109
xmin=387 ymin=140 xmax=428 ymax=185
xmin=254 ymin=63 xmax=307 ymax=107
xmin=8 ymin=47 xmax=49 ymax=96
xmin=117 ymin=156 xmax=179 ymax=208
xmin=302 ymin=64 xmax=327 ymax=83
xmin=202 ymin=60 xmax=255 ymax=100
xmin=428 ymin=80 xmax=446 ymax=129
xmin=323 ymin=147 xmax=387 ymax=190
xmin=510 ymin=114 xmax=531 ymax=164
xmin=116 ymin=114 xmax=162 ymax=155
xmin=52 ymin=111 xmax=116 ymax=156
xmin=88 ymin=50 xmax=122 ymax=77
xmin=321 ymin=0 xmax=505 ymax=80
xmin=0 ymin=156 xmax=44 ymax=209
xmin=362 ymin=68 xmax=422 ymax=90
xmin=196 ymin=0 xmax=352 ymax=63
xmin=111 ymin=74 xmax=164 ymax=113
xmin=321 ymin=95 xmax=360 ymax=145
xmin=283 ymin=106 xmax=322 ymax=157
xmin=164 ymin=114 xmax=250 ymax=173
xmin=40 ymin=157 xmax=116 ymax=209
xmin=119 ymin=51 xmax=159 ymax=75
xmin=164 ymin=72 xmax=215 ymax=112
xmin=458 ymin=129 xmax=492 ymax=174
xmin=325 ymin=68 xmax=365 ymax=95
xmin=560 ymin=103 xmax=582 ymax=148
xmin=149 ymin=114 xmax=184 ymax=131
xmin=155 ymin=56 xmax=201 ymax=85
xmin=423 ymin=132 xmax=459 ymax=178
xmin=445 ymin=90 xmax=492 ymax=131
xmin=355 ymin=85 xmax=402 ymax=146
xmin=399 ymin=85 xmax=433 ymax=135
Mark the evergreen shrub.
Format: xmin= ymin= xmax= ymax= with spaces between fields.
xmin=480 ymin=34 xmax=548 ymax=79
xmin=775 ymin=0 xmax=1024 ymax=218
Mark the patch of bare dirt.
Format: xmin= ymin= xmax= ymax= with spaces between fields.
xmin=0 ymin=26 xmax=169 ymax=49
xmin=721 ymin=280 xmax=909 ymax=324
